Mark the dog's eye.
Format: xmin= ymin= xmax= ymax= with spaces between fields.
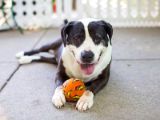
xmin=71 ymin=35 xmax=83 ymax=47
xmin=72 ymin=36 xmax=81 ymax=43
xmin=94 ymin=34 xmax=103 ymax=44
xmin=94 ymin=36 xmax=102 ymax=44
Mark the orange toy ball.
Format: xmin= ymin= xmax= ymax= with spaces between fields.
xmin=63 ymin=78 xmax=86 ymax=102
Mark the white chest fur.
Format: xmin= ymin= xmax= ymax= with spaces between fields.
xmin=61 ymin=44 xmax=112 ymax=83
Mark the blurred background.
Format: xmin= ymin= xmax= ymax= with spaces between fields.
xmin=0 ymin=1 xmax=160 ymax=120
xmin=0 ymin=0 xmax=160 ymax=31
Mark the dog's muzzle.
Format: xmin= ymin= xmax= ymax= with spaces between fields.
xmin=80 ymin=50 xmax=94 ymax=63
xmin=77 ymin=50 xmax=95 ymax=75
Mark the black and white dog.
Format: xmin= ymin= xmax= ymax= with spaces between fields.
xmin=16 ymin=18 xmax=113 ymax=111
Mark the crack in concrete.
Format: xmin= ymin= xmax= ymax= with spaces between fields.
xmin=0 ymin=65 xmax=20 ymax=92
xmin=0 ymin=30 xmax=48 ymax=93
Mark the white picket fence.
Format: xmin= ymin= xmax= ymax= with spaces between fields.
xmin=0 ymin=0 xmax=160 ymax=30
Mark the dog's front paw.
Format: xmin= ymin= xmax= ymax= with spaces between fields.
xmin=52 ymin=86 xmax=66 ymax=108
xmin=76 ymin=90 xmax=94 ymax=111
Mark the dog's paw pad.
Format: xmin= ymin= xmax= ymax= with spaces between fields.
xmin=52 ymin=87 xmax=66 ymax=108
xmin=76 ymin=90 xmax=94 ymax=111
xmin=16 ymin=51 xmax=24 ymax=58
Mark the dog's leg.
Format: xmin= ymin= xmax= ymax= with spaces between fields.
xmin=76 ymin=90 xmax=94 ymax=111
xmin=18 ymin=56 xmax=57 ymax=64
xmin=16 ymin=45 xmax=50 ymax=58
xmin=52 ymin=85 xmax=66 ymax=108
xmin=34 ymin=56 xmax=57 ymax=64
xmin=87 ymin=63 xmax=111 ymax=94
xmin=76 ymin=79 xmax=108 ymax=111
xmin=52 ymin=60 xmax=69 ymax=108
xmin=76 ymin=63 xmax=111 ymax=111
xmin=76 ymin=78 xmax=108 ymax=111
xmin=16 ymin=38 xmax=62 ymax=58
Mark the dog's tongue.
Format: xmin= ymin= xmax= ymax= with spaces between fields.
xmin=80 ymin=64 xmax=95 ymax=75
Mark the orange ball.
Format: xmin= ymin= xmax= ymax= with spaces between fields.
xmin=63 ymin=78 xmax=86 ymax=102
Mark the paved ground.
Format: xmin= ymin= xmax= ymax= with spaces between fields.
xmin=0 ymin=28 xmax=160 ymax=120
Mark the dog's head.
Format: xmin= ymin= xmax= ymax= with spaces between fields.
xmin=61 ymin=18 xmax=113 ymax=76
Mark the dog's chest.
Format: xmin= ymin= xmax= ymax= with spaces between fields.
xmin=63 ymin=59 xmax=83 ymax=79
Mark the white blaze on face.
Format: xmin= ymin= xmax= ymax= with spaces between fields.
xmin=68 ymin=18 xmax=104 ymax=64
xmin=62 ymin=18 xmax=112 ymax=82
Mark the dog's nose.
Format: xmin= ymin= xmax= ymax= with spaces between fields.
xmin=81 ymin=50 xmax=94 ymax=63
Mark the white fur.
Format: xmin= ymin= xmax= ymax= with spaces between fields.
xmin=16 ymin=51 xmax=24 ymax=58
xmin=18 ymin=56 xmax=40 ymax=64
xmin=62 ymin=18 xmax=112 ymax=82
xmin=52 ymin=86 xmax=66 ymax=108
xmin=76 ymin=90 xmax=94 ymax=111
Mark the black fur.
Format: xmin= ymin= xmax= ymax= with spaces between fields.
xmin=88 ymin=20 xmax=113 ymax=46
xmin=61 ymin=21 xmax=85 ymax=47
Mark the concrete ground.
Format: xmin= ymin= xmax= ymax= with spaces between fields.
xmin=0 ymin=28 xmax=160 ymax=120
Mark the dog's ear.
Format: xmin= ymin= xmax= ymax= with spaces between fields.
xmin=98 ymin=20 xmax=113 ymax=41
xmin=61 ymin=21 xmax=74 ymax=46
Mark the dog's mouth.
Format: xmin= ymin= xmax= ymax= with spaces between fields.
xmin=79 ymin=63 xmax=95 ymax=75
xmin=79 ymin=51 xmax=102 ymax=75
xmin=73 ymin=50 xmax=103 ymax=75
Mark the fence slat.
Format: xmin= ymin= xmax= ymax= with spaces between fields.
xmin=64 ymin=0 xmax=72 ymax=19
xmin=1 ymin=0 xmax=160 ymax=30
xmin=77 ymin=0 xmax=83 ymax=18
xmin=56 ymin=0 xmax=62 ymax=18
